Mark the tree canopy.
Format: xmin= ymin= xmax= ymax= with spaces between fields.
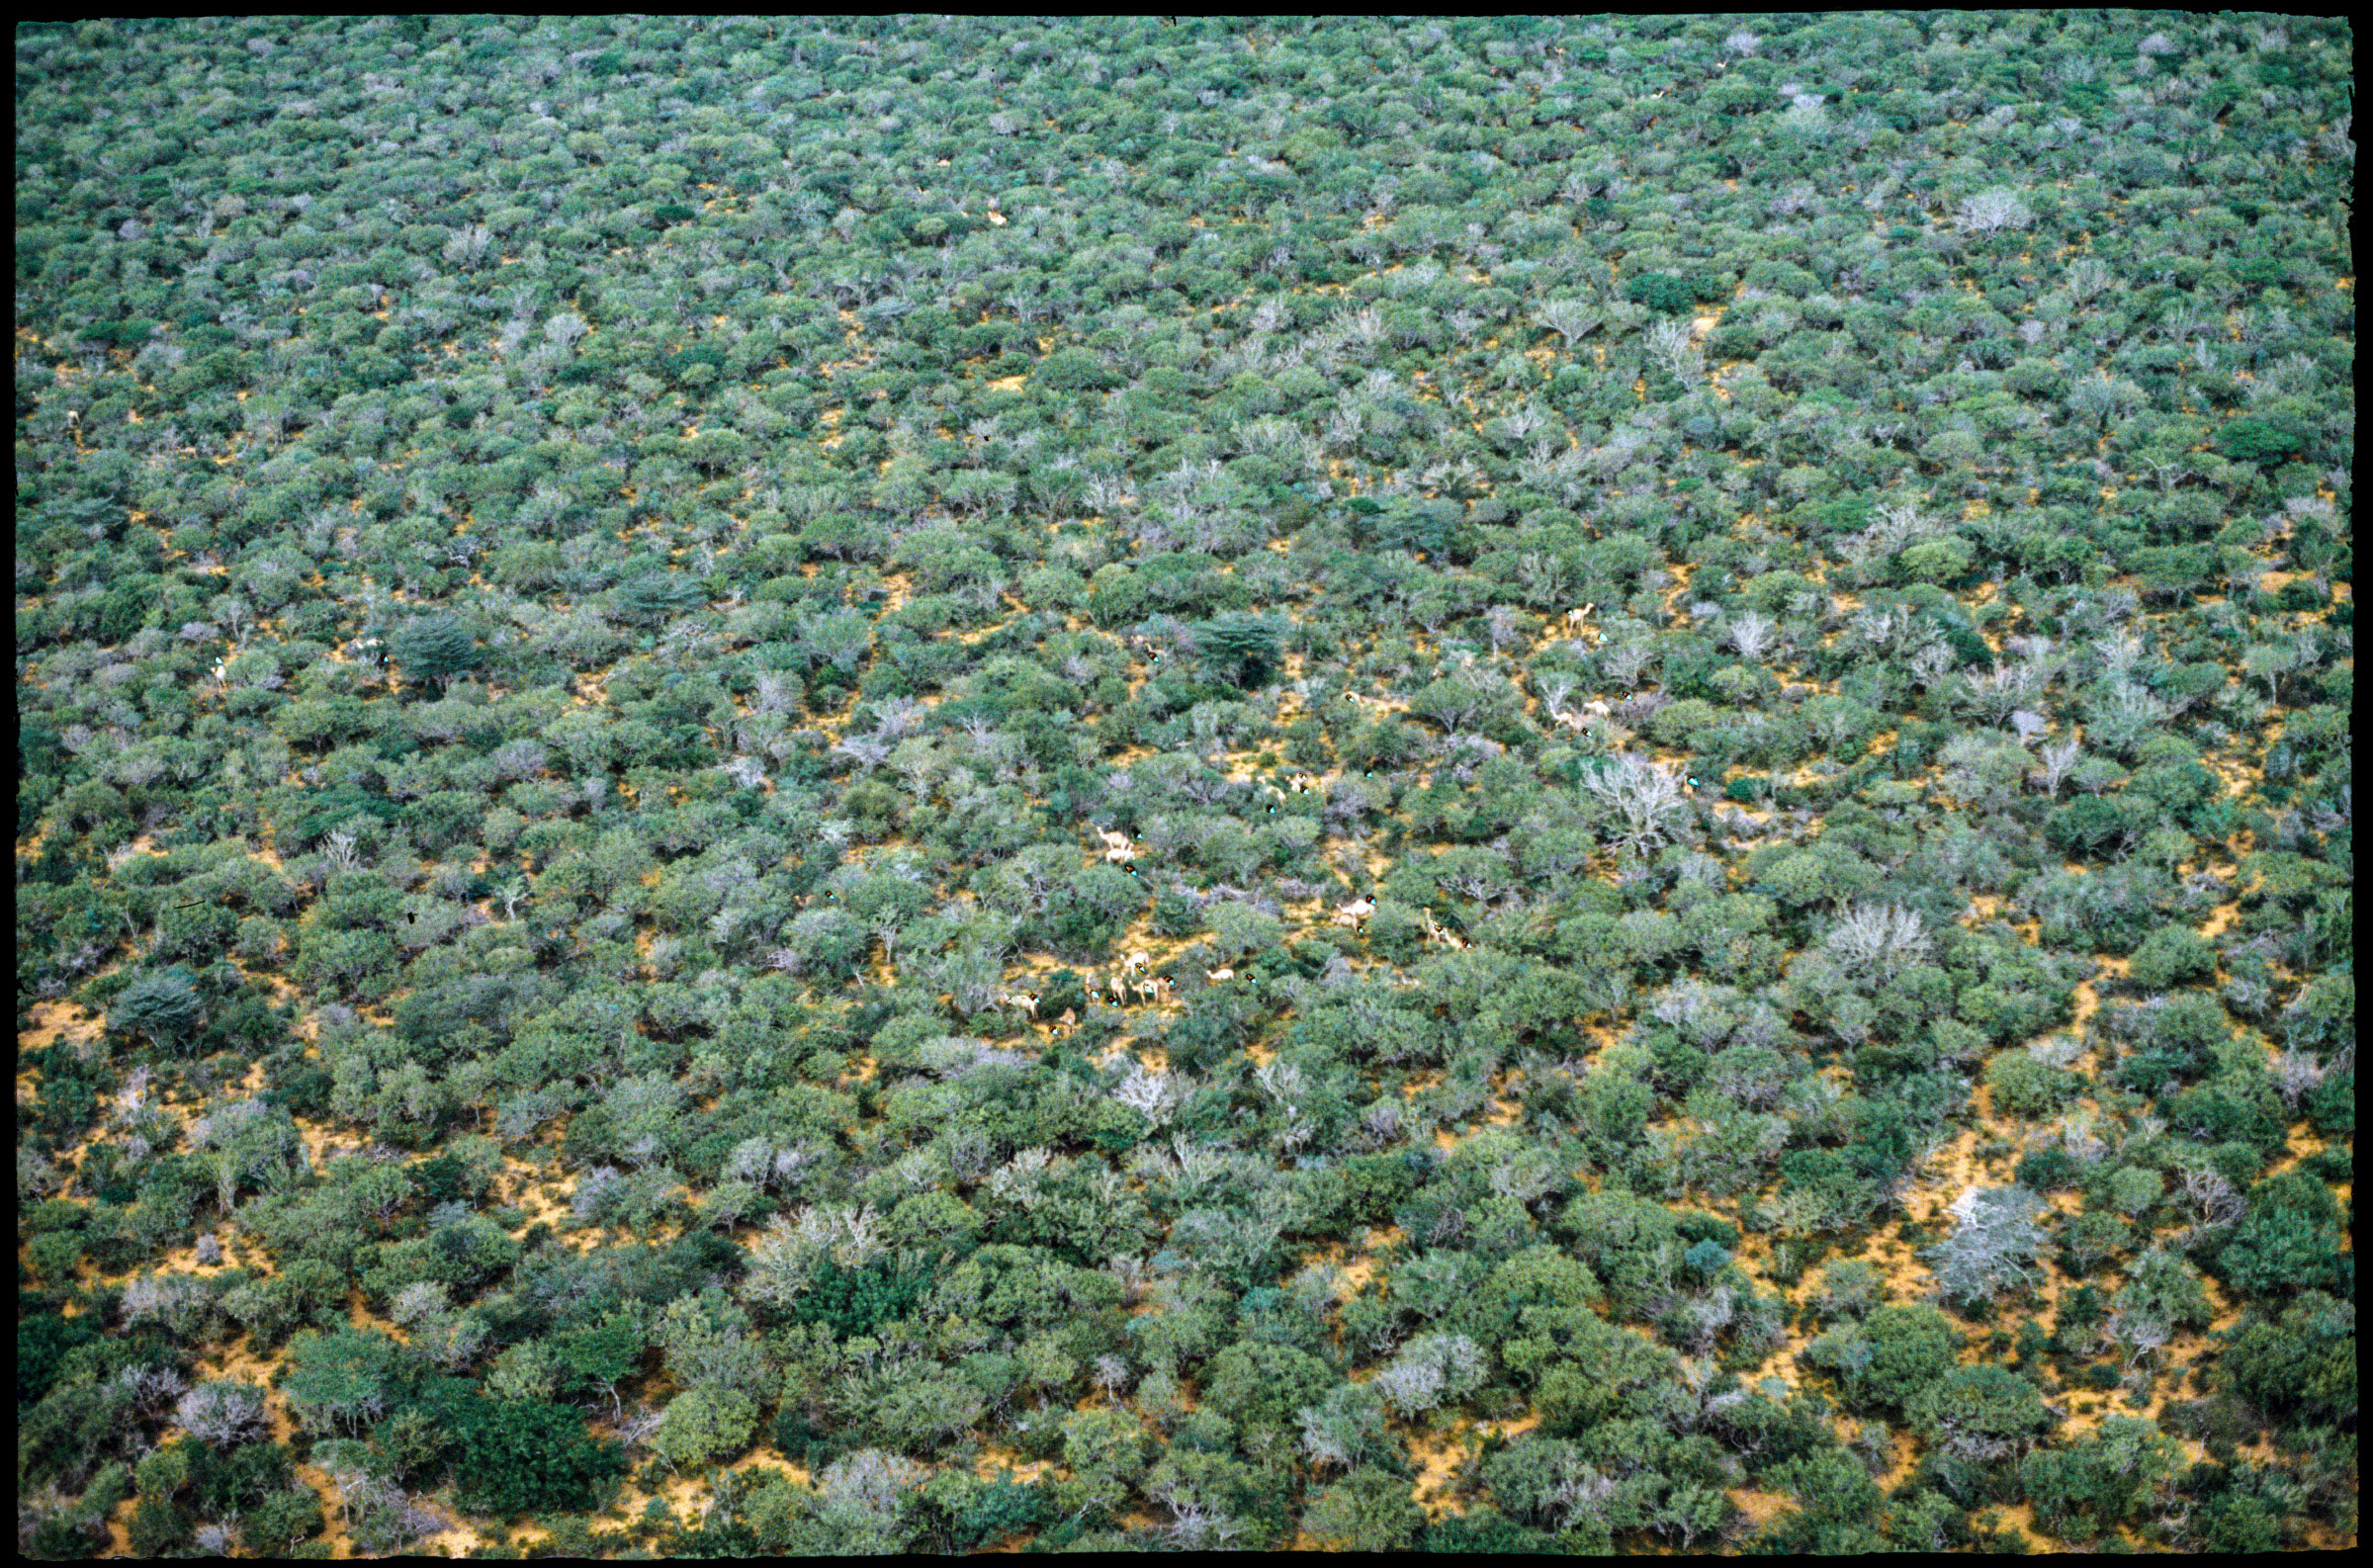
xmin=14 ymin=12 xmax=2352 ymax=1557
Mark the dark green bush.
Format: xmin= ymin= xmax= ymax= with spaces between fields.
xmin=1625 ymin=272 xmax=1710 ymax=313
xmin=419 ymin=1386 xmax=628 ymax=1518
xmin=791 ymin=1256 xmax=934 ymax=1342
xmin=2014 ymin=1148 xmax=2080 ymax=1190
xmin=2214 ymin=1173 xmax=2349 ymax=1302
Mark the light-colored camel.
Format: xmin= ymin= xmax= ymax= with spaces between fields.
xmin=1205 ymin=967 xmax=1234 ymax=985
xmin=1331 ymin=898 xmax=1374 ymax=928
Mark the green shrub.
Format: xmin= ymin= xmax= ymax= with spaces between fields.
xmin=109 ymin=968 xmax=208 ymax=1052
xmin=1807 ymin=1302 xmax=1960 ymax=1413
xmin=654 ymin=1387 xmax=759 ymax=1472
xmin=1033 ymin=346 xmax=1120 ymax=392
xmin=2214 ymin=1173 xmax=2348 ymax=1302
xmin=2127 ymin=926 xmax=2217 ymax=989
xmin=2014 ymin=1148 xmax=2079 ymax=1190
xmin=127 ymin=1497 xmax=193 ymax=1558
xmin=2021 ymin=1416 xmax=2181 ymax=1540
xmin=389 ymin=613 xmax=482 ymax=689
xmin=2215 ymin=1290 xmax=2354 ymax=1426
xmin=445 ymin=1394 xmax=627 ymax=1517
xmin=1625 ymin=272 xmax=1707 ymax=313
xmin=1984 ymin=1053 xmax=2075 ymax=1118
xmin=947 ymin=1468 xmax=1046 ymax=1549
xmin=1304 ymin=1466 xmax=1426 ymax=1551
xmin=792 ymin=1257 xmax=934 ymax=1342
xmin=2215 ymin=418 xmax=2306 ymax=468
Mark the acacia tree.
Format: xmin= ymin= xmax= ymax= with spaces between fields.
xmin=1955 ymin=189 xmax=2035 ymax=235
xmin=1196 ymin=614 xmax=1283 ymax=688
xmin=1924 ymin=1185 xmax=2051 ymax=1308
xmin=1302 ymin=1466 xmax=1425 ymax=1550
xmin=1579 ymin=753 xmax=1690 ymax=856
xmin=280 ymin=1329 xmax=401 ymax=1438
xmin=390 ymin=614 xmax=482 ymax=691
xmin=654 ymin=1387 xmax=760 ymax=1472
xmin=173 ymin=1380 xmax=269 ymax=1448
xmin=109 ymin=968 xmax=209 ymax=1053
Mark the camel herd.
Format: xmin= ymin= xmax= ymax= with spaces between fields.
xmin=966 ymin=600 xmax=1606 ymax=1041
xmin=985 ymin=886 xmax=1472 ymax=1041
xmin=971 ymin=803 xmax=1483 ymax=1040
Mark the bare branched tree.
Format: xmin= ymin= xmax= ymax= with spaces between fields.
xmin=1956 ymin=188 xmax=2035 ymax=234
xmin=1579 ymin=751 xmax=1690 ymax=855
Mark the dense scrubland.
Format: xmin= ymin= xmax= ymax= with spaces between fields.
xmin=14 ymin=13 xmax=2353 ymax=1556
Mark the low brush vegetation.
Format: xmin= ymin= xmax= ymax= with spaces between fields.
xmin=15 ymin=13 xmax=2353 ymax=1557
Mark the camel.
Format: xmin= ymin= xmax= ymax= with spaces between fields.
xmin=1103 ymin=843 xmax=1135 ymax=865
xmin=1121 ymin=950 xmax=1150 ymax=975
xmin=1205 ymin=967 xmax=1234 ymax=985
xmin=1053 ymin=1007 xmax=1078 ymax=1037
xmin=1139 ymin=975 xmax=1173 ymax=1006
xmin=1096 ymin=828 xmax=1131 ymax=853
xmin=1331 ymin=898 xmax=1374 ymax=928
xmin=1565 ymin=603 xmax=1597 ymax=631
xmin=999 ymin=990 xmax=1039 ymax=1022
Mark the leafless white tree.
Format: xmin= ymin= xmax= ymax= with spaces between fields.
xmin=1825 ymin=903 xmax=1933 ymax=972
xmin=1579 ymin=751 xmax=1689 ymax=854
xmin=2031 ymin=735 xmax=2083 ymax=794
xmin=1644 ymin=315 xmax=1703 ymax=384
xmin=1726 ymin=610 xmax=1777 ymax=661
xmin=1111 ymin=1062 xmax=1180 ymax=1127
xmin=1538 ymin=296 xmax=1606 ymax=345
xmin=1956 ymin=189 xmax=2036 ymax=234
xmin=2269 ymin=1049 xmax=2328 ymax=1110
